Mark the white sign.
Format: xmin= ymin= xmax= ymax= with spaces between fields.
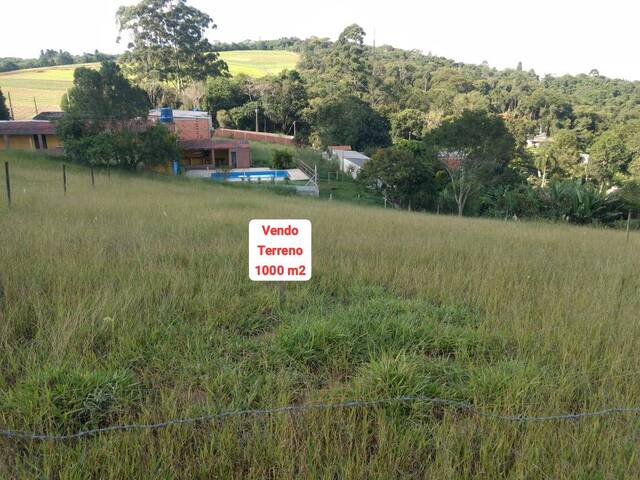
xmin=249 ymin=219 xmax=312 ymax=281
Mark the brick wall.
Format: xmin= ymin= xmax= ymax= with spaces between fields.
xmin=215 ymin=128 xmax=294 ymax=145
xmin=174 ymin=118 xmax=211 ymax=141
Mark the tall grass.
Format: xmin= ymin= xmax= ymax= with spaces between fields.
xmin=0 ymin=152 xmax=639 ymax=478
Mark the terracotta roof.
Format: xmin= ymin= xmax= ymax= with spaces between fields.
xmin=180 ymin=139 xmax=213 ymax=150
xmin=0 ymin=120 xmax=56 ymax=135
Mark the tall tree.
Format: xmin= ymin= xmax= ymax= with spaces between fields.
xmin=589 ymin=129 xmax=630 ymax=191
xmin=359 ymin=144 xmax=436 ymax=209
xmin=61 ymin=61 xmax=149 ymax=125
xmin=313 ymin=95 xmax=390 ymax=151
xmin=116 ymin=0 xmax=228 ymax=95
xmin=0 ymin=88 xmax=10 ymax=120
xmin=390 ymin=109 xmax=427 ymax=141
xmin=261 ymin=70 xmax=308 ymax=134
xmin=425 ymin=110 xmax=515 ymax=216
xmin=332 ymin=24 xmax=368 ymax=94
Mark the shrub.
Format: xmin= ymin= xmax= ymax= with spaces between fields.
xmin=272 ymin=149 xmax=294 ymax=169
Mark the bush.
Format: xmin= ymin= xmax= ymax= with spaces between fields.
xmin=272 ymin=149 xmax=294 ymax=169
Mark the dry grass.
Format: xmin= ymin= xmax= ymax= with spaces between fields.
xmin=0 ymin=151 xmax=639 ymax=478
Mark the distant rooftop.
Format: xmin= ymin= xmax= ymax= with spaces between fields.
xmin=0 ymin=120 xmax=56 ymax=135
xmin=33 ymin=111 xmax=65 ymax=121
xmin=333 ymin=149 xmax=370 ymax=167
xmin=149 ymin=109 xmax=210 ymax=119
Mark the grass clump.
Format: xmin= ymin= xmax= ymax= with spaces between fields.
xmin=272 ymin=291 xmax=502 ymax=374
xmin=1 ymin=366 xmax=139 ymax=433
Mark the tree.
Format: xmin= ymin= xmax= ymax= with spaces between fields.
xmin=272 ymin=149 xmax=294 ymax=169
xmin=533 ymin=142 xmax=557 ymax=188
xmin=332 ymin=24 xmax=368 ymax=94
xmin=56 ymin=61 xmax=175 ymax=169
xmin=313 ymin=95 xmax=390 ymax=151
xmin=390 ymin=109 xmax=426 ymax=141
xmin=551 ymin=129 xmax=581 ymax=178
xmin=205 ymin=76 xmax=247 ymax=122
xmin=0 ymin=89 xmax=10 ymax=120
xmin=261 ymin=70 xmax=308 ymax=134
xmin=425 ymin=110 xmax=515 ymax=216
xmin=589 ymin=130 xmax=630 ymax=190
xmin=116 ymin=0 xmax=228 ymax=94
xmin=62 ymin=61 xmax=149 ymax=124
xmin=359 ymin=145 xmax=436 ymax=209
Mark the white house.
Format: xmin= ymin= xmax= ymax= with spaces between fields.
xmin=332 ymin=150 xmax=371 ymax=178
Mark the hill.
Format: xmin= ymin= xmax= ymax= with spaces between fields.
xmin=1 ymin=151 xmax=639 ymax=477
xmin=220 ymin=50 xmax=299 ymax=77
xmin=0 ymin=50 xmax=299 ymax=119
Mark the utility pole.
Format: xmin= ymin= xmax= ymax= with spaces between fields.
xmin=33 ymin=97 xmax=38 ymax=116
xmin=255 ymin=107 xmax=259 ymax=132
xmin=293 ymin=121 xmax=296 ymax=137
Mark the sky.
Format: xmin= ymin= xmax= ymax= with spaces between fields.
xmin=1 ymin=0 xmax=638 ymax=80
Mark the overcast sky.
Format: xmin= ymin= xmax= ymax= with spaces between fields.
xmin=1 ymin=0 xmax=638 ymax=80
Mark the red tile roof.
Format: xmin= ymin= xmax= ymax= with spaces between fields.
xmin=0 ymin=120 xmax=56 ymax=135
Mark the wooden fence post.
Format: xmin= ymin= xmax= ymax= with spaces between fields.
xmin=626 ymin=211 xmax=632 ymax=242
xmin=62 ymin=164 xmax=67 ymax=194
xmin=91 ymin=166 xmax=95 ymax=189
xmin=4 ymin=162 xmax=10 ymax=208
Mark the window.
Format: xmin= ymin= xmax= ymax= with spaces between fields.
xmin=41 ymin=135 xmax=48 ymax=150
xmin=231 ymin=151 xmax=237 ymax=168
xmin=32 ymin=134 xmax=41 ymax=150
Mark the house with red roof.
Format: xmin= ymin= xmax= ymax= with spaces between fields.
xmin=0 ymin=120 xmax=62 ymax=152
xmin=1 ymin=110 xmax=252 ymax=172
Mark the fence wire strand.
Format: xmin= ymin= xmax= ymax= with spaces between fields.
xmin=2 ymin=396 xmax=640 ymax=442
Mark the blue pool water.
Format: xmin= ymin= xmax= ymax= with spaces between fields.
xmin=211 ymin=170 xmax=289 ymax=181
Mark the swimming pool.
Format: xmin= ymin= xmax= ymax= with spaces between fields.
xmin=210 ymin=170 xmax=290 ymax=181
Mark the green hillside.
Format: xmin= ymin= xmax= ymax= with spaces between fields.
xmin=0 ymin=50 xmax=299 ymax=119
xmin=220 ymin=50 xmax=299 ymax=77
xmin=1 ymin=151 xmax=639 ymax=477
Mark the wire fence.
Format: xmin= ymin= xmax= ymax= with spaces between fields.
xmin=2 ymin=395 xmax=640 ymax=442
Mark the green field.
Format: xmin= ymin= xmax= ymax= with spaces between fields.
xmin=0 ymin=50 xmax=299 ymax=120
xmin=220 ymin=50 xmax=299 ymax=77
xmin=1 ymin=151 xmax=639 ymax=477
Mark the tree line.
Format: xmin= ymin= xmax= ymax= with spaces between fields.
xmin=0 ymin=50 xmax=117 ymax=73
xmin=2 ymin=0 xmax=638 ymax=225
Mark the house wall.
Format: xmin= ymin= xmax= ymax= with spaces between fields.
xmin=173 ymin=118 xmax=211 ymax=141
xmin=343 ymin=159 xmax=362 ymax=179
xmin=45 ymin=135 xmax=61 ymax=149
xmin=235 ymin=148 xmax=251 ymax=168
xmin=1 ymin=134 xmax=62 ymax=151
xmin=1 ymin=135 xmax=34 ymax=150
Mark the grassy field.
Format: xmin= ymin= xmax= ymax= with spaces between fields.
xmin=0 ymin=63 xmax=97 ymax=120
xmin=0 ymin=50 xmax=299 ymax=120
xmin=219 ymin=50 xmax=299 ymax=77
xmin=1 ymin=152 xmax=640 ymax=478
